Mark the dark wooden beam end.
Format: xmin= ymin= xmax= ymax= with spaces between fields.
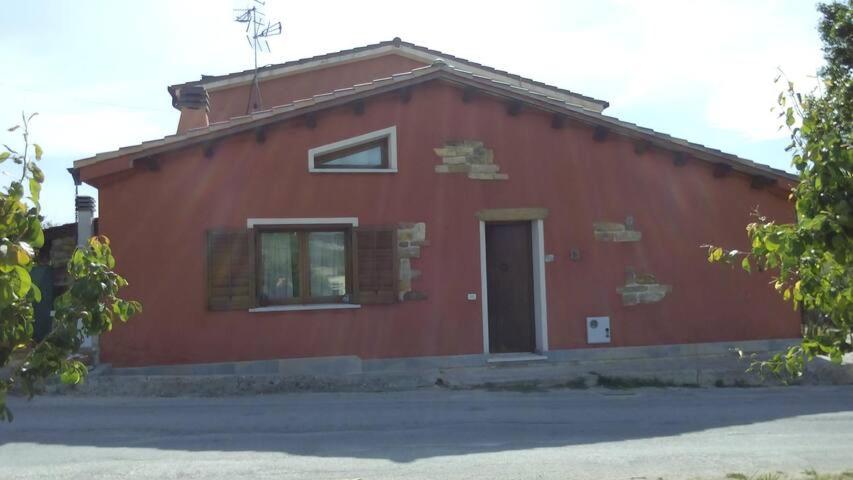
xmin=462 ymin=86 xmax=477 ymax=103
xmin=750 ymin=175 xmax=777 ymax=189
xmin=305 ymin=114 xmax=317 ymax=129
xmin=506 ymin=100 xmax=523 ymax=117
xmin=713 ymin=163 xmax=733 ymax=178
xmin=551 ymin=114 xmax=565 ymax=129
xmin=353 ymin=100 xmax=365 ymax=116
xmin=254 ymin=127 xmax=267 ymax=144
xmin=134 ymin=156 xmax=160 ymax=171
xmin=593 ymin=126 xmax=609 ymax=142
xmin=203 ymin=142 xmax=216 ymax=159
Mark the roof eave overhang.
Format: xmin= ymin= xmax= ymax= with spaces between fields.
xmin=79 ymin=67 xmax=795 ymax=185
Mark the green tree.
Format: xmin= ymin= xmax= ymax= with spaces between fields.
xmin=0 ymin=113 xmax=141 ymax=421
xmin=708 ymin=1 xmax=852 ymax=379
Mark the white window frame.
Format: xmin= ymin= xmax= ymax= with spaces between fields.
xmin=246 ymin=217 xmax=361 ymax=313
xmin=308 ymin=126 xmax=397 ymax=173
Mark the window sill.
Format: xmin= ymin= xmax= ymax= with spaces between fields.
xmin=249 ymin=304 xmax=361 ymax=313
xmin=308 ymin=168 xmax=397 ymax=174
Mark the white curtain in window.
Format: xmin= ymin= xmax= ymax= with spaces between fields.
xmin=260 ymin=232 xmax=299 ymax=300
xmin=309 ymin=231 xmax=346 ymax=296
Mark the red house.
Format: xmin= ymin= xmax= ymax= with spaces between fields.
xmin=72 ymin=39 xmax=800 ymax=371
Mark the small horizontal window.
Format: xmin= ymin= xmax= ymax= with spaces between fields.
xmin=314 ymin=139 xmax=388 ymax=169
xmin=308 ymin=126 xmax=397 ymax=173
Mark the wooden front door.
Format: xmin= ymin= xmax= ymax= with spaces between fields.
xmin=485 ymin=222 xmax=535 ymax=353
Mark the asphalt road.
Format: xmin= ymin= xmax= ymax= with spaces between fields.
xmin=1 ymin=386 xmax=852 ymax=480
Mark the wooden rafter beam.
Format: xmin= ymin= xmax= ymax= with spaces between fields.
xmin=353 ymin=100 xmax=365 ymax=116
xmin=133 ymin=156 xmax=160 ymax=171
xmin=713 ymin=162 xmax=733 ymax=178
xmin=254 ymin=127 xmax=267 ymax=144
xmin=203 ymin=141 xmax=217 ymax=159
xmin=506 ymin=100 xmax=523 ymax=116
xmin=551 ymin=113 xmax=565 ymax=129
xmin=750 ymin=175 xmax=777 ymax=189
xmin=462 ymin=86 xmax=477 ymax=103
xmin=593 ymin=126 xmax=609 ymax=142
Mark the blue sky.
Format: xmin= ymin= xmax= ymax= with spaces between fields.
xmin=0 ymin=0 xmax=825 ymax=224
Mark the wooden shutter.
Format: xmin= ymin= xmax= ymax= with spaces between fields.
xmin=207 ymin=229 xmax=253 ymax=311
xmin=354 ymin=227 xmax=398 ymax=304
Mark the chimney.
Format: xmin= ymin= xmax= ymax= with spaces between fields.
xmin=76 ymin=195 xmax=95 ymax=248
xmin=175 ymin=85 xmax=210 ymax=133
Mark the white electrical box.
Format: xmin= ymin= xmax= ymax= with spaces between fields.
xmin=586 ymin=316 xmax=611 ymax=344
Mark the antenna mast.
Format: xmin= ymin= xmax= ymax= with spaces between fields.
xmin=234 ymin=1 xmax=282 ymax=113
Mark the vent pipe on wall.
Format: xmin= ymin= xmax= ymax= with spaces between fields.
xmin=76 ymin=195 xmax=95 ymax=248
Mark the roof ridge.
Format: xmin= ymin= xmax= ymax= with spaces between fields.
xmin=167 ymin=37 xmax=609 ymax=109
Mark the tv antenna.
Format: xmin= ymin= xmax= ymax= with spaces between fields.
xmin=234 ymin=0 xmax=282 ymax=113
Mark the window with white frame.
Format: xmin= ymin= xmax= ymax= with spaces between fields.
xmin=308 ymin=126 xmax=397 ymax=173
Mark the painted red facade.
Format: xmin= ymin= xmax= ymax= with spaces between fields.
xmin=79 ymin=52 xmax=800 ymax=367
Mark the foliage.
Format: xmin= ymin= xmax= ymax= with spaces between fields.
xmin=0 ymin=113 xmax=140 ymax=421
xmin=707 ymin=1 xmax=852 ymax=380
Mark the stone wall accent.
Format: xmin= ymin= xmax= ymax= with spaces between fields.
xmin=434 ymin=140 xmax=508 ymax=181
xmin=397 ymin=222 xmax=428 ymax=301
xmin=593 ymin=216 xmax=641 ymax=242
xmin=617 ymin=270 xmax=672 ymax=306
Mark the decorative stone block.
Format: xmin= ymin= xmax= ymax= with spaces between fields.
xmin=397 ymin=222 xmax=427 ymax=301
xmin=468 ymin=164 xmax=500 ymax=174
xmin=593 ymin=217 xmax=642 ymax=242
xmin=435 ymin=164 xmax=470 ymax=174
xmin=434 ymin=140 xmax=506 ymax=180
xmin=617 ymin=270 xmax=672 ymax=306
xmin=467 ymin=172 xmax=508 ymax=181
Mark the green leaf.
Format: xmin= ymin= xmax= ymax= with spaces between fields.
xmin=12 ymin=266 xmax=32 ymax=297
xmin=28 ymin=178 xmax=41 ymax=203
xmin=33 ymin=144 xmax=43 ymax=161
xmin=765 ymin=236 xmax=780 ymax=252
xmin=708 ymin=247 xmax=724 ymax=263
xmin=741 ymin=257 xmax=751 ymax=273
xmin=59 ymin=369 xmax=81 ymax=385
xmin=0 ymin=152 xmax=9 ymax=162
xmin=28 ymin=163 xmax=44 ymax=183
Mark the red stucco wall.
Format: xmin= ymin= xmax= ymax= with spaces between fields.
xmin=95 ymin=81 xmax=799 ymax=367
xmin=201 ymin=53 xmax=427 ymax=124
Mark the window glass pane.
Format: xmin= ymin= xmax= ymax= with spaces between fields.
xmin=260 ymin=232 xmax=299 ymax=301
xmin=309 ymin=231 xmax=347 ymax=297
xmin=318 ymin=143 xmax=384 ymax=168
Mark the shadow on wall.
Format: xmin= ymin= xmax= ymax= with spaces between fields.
xmin=3 ymin=386 xmax=853 ymax=462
